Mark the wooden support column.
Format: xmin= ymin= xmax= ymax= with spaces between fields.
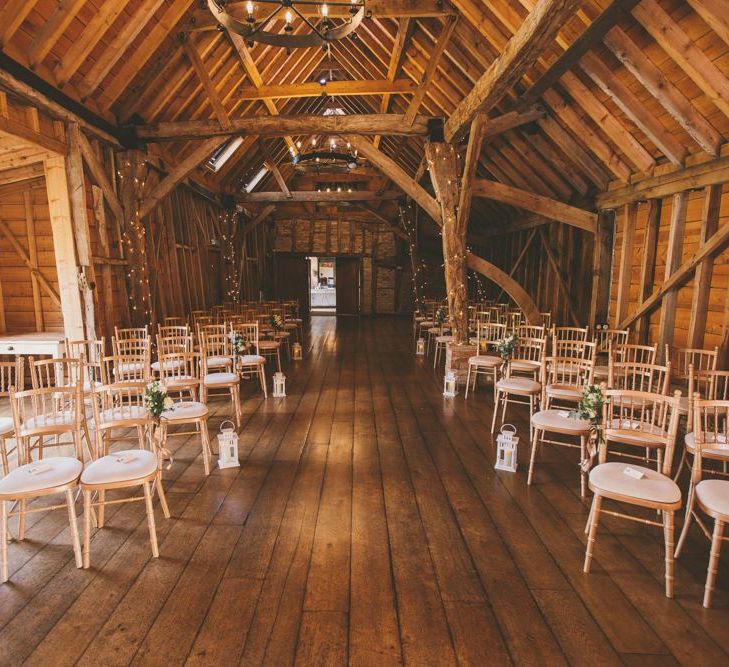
xmin=636 ymin=199 xmax=661 ymax=343
xmin=614 ymin=203 xmax=637 ymax=327
xmin=118 ymin=150 xmax=153 ymax=326
xmin=66 ymin=122 xmax=97 ymax=340
xmin=589 ymin=210 xmax=615 ymax=328
xmin=657 ymin=192 xmax=688 ymax=361
xmin=688 ymin=185 xmax=722 ymax=349
xmin=425 ymin=142 xmax=468 ymax=344
xmin=43 ymin=155 xmax=85 ymax=341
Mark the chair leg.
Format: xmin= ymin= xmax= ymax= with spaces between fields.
xmin=276 ymin=350 xmax=282 ymax=372
xmin=18 ymin=499 xmax=26 ymax=541
xmin=65 ymin=489 xmax=82 ymax=569
xmin=200 ymin=420 xmax=211 ymax=477
xmin=143 ymin=481 xmax=159 ymax=558
xmin=97 ymin=490 xmax=106 ymax=528
xmin=583 ymin=494 xmax=602 ymax=573
xmin=527 ymin=429 xmax=541 ymax=486
xmin=580 ymin=436 xmax=587 ymax=498
xmin=1 ymin=500 xmax=7 ymax=583
xmin=83 ymin=490 xmax=92 ymax=569
xmin=465 ymin=365 xmax=472 ymax=399
xmin=156 ymin=474 xmax=171 ymax=519
xmin=673 ymin=449 xmax=687 ymax=482
xmin=663 ymin=510 xmax=675 ymax=598
xmin=259 ymin=365 xmax=268 ymax=399
xmin=490 ymin=390 xmax=501 ymax=434
xmin=0 ymin=438 xmax=8 ymax=476
xmin=704 ymin=519 xmax=724 ymax=608
xmin=675 ymin=481 xmax=696 ymax=558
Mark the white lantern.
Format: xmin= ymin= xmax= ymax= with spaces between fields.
xmin=495 ymin=423 xmax=519 ymax=472
xmin=416 ymin=338 xmax=425 ymax=356
xmin=218 ymin=420 xmax=240 ymax=469
xmin=273 ymin=371 xmax=286 ymax=397
xmin=292 ymin=342 xmax=303 ymax=360
xmin=443 ymin=370 xmax=458 ymax=398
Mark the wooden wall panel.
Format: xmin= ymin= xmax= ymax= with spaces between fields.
xmin=0 ymin=178 xmax=63 ymax=333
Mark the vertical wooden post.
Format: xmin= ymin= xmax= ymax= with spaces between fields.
xmin=636 ymin=199 xmax=661 ymax=343
xmin=657 ymin=191 xmax=688 ymax=361
xmin=615 ymin=203 xmax=637 ymax=327
xmin=66 ymin=123 xmax=97 ymax=340
xmin=425 ymin=141 xmax=468 ymax=344
xmin=23 ymin=190 xmax=43 ymax=332
xmin=43 ymin=155 xmax=85 ymax=341
xmin=688 ymin=185 xmax=722 ymax=349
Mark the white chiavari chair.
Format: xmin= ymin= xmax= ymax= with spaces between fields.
xmin=465 ymin=322 xmax=505 ymax=398
xmin=200 ymin=332 xmax=242 ymax=428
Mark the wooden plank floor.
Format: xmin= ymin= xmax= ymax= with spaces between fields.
xmin=2 ymin=316 xmax=729 ymax=665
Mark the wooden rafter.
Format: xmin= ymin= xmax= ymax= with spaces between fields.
xmin=181 ymin=35 xmax=232 ymax=130
xmin=472 ymin=179 xmax=597 ymax=233
xmin=236 ymin=190 xmax=402 ymax=203
xmin=444 ymin=0 xmax=581 ymax=141
xmin=237 ymin=79 xmax=418 ymax=101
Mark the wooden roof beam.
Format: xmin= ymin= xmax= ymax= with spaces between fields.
xmin=519 ymin=0 xmax=641 ymax=108
xmin=236 ymin=78 xmax=418 ymax=101
xmin=604 ymin=27 xmax=721 ymax=157
xmin=181 ymin=35 xmax=232 ymax=130
xmin=472 ymin=179 xmax=597 ymax=233
xmin=444 ymin=0 xmax=581 ymax=141
xmin=136 ymin=114 xmax=434 ymax=141
xmin=236 ymin=190 xmax=403 ymax=203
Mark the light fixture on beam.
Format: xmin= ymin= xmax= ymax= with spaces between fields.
xmin=207 ymin=0 xmax=366 ymax=50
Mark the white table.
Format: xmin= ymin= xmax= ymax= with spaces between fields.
xmin=0 ymin=331 xmax=66 ymax=358
xmin=311 ymin=288 xmax=336 ymax=308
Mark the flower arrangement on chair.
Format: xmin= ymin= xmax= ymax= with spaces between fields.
xmin=570 ymin=384 xmax=605 ymax=472
xmin=434 ymin=306 xmax=447 ymax=327
xmin=144 ymin=381 xmax=175 ymax=466
xmin=269 ymin=313 xmax=284 ymax=331
xmin=495 ymin=333 xmax=519 ymax=361
xmin=228 ymin=331 xmax=247 ymax=357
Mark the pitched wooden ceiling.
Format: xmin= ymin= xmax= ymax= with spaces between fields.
xmin=1 ymin=0 xmax=728 ymax=234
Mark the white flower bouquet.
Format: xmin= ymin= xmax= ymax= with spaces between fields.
xmin=495 ymin=333 xmax=519 ymax=361
xmin=144 ymin=381 xmax=173 ymax=419
xmin=229 ymin=331 xmax=247 ymax=356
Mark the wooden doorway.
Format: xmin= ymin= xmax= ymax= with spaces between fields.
xmin=275 ymin=254 xmax=310 ymax=315
xmin=336 ymin=257 xmax=360 ymax=315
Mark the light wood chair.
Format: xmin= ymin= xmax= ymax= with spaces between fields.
xmin=541 ymin=355 xmax=594 ymax=411
xmin=674 ymin=398 xmax=729 ymax=607
xmin=82 ymin=382 xmax=169 ymax=567
xmin=108 ymin=339 xmax=151 ymax=383
xmin=465 ymin=322 xmax=505 ymax=398
xmin=114 ymin=326 xmax=149 ymax=344
xmin=162 ymin=316 xmax=186 ymax=327
xmin=552 ymin=325 xmax=589 ymax=344
xmin=231 ymin=322 xmax=267 ymax=398
xmin=200 ymin=332 xmax=242 ymax=428
xmin=6 ymin=384 xmax=86 ymax=570
xmin=593 ymin=329 xmax=630 ymax=381
xmin=608 ymin=360 xmax=671 ymax=395
xmin=491 ymin=360 xmax=542 ymax=438
xmin=509 ymin=335 xmax=546 ymax=381
xmin=613 ymin=342 xmax=657 ymax=365
xmin=0 ymin=360 xmax=24 ymax=476
xmin=517 ymin=325 xmax=545 ymax=341
xmin=583 ymin=389 xmax=683 ymax=598
xmin=666 ymin=345 xmax=718 ymax=382
xmin=159 ymin=351 xmax=199 ymax=401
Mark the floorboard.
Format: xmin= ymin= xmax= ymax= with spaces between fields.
xmin=0 ymin=317 xmax=727 ymax=665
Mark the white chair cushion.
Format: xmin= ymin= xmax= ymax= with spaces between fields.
xmin=0 ymin=457 xmax=82 ymax=497
xmin=696 ymin=479 xmax=729 ymax=518
xmin=116 ymin=362 xmax=144 ymax=373
xmin=436 ymin=335 xmax=453 ymax=343
xmin=683 ymin=431 xmax=729 ymax=459
xmin=97 ymin=405 xmax=149 ymax=425
xmin=203 ymin=372 xmax=239 ymax=387
xmin=545 ymin=384 xmax=582 ymax=400
xmin=81 ymin=449 xmax=157 ymax=486
xmin=468 ymin=355 xmax=501 ymax=368
xmin=510 ymin=359 xmax=540 ymax=372
xmin=151 ymin=359 xmax=184 ymax=372
xmin=206 ymin=356 xmax=232 ymax=368
xmin=0 ymin=416 xmax=14 ymax=437
xmin=589 ymin=462 xmax=681 ymax=505
xmin=496 ymin=378 xmax=541 ymax=394
xmin=239 ymin=355 xmax=265 ymax=365
xmin=531 ymin=409 xmax=591 ymax=434
xmin=162 ymin=375 xmax=197 ymax=388
xmin=161 ymin=401 xmax=208 ymax=421
xmin=258 ymin=341 xmax=279 ymax=350
xmin=24 ymin=411 xmax=76 ymax=431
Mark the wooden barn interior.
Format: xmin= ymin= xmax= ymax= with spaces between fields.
xmin=0 ymin=0 xmax=729 ymax=663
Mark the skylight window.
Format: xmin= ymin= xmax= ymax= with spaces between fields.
xmin=244 ymin=166 xmax=269 ymax=193
xmin=206 ymin=137 xmax=243 ymax=172
xmin=322 ymin=107 xmax=346 ymax=116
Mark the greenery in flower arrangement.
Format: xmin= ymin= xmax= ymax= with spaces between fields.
xmin=269 ymin=313 xmax=284 ymax=331
xmin=229 ymin=331 xmax=247 ymax=356
xmin=434 ymin=306 xmax=447 ymax=326
xmin=571 ymin=384 xmax=606 ymax=470
xmin=144 ymin=382 xmax=173 ymax=420
xmin=495 ymin=332 xmax=519 ymax=361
